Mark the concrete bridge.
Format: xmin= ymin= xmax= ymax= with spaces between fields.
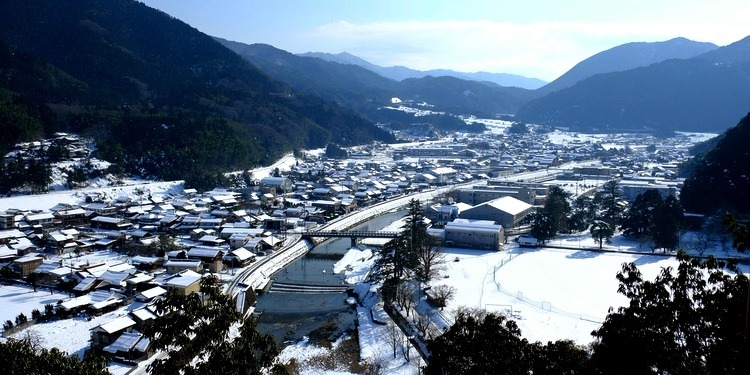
xmin=302 ymin=229 xmax=401 ymax=246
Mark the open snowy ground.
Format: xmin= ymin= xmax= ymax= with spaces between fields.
xmin=0 ymin=285 xmax=70 ymax=327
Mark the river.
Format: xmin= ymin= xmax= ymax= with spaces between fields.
xmin=255 ymin=209 xmax=406 ymax=345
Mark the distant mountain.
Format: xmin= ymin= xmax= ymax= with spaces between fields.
xmin=516 ymin=36 xmax=750 ymax=133
xmin=681 ymin=112 xmax=750 ymax=214
xmin=217 ymin=39 xmax=537 ymax=118
xmin=0 ymin=0 xmax=393 ymax=186
xmin=215 ymin=38 xmax=396 ymax=110
xmin=299 ymin=51 xmax=547 ymax=90
xmin=539 ymin=37 xmax=718 ymax=94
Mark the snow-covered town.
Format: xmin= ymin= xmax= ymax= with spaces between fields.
xmin=0 ymin=117 xmax=747 ymax=375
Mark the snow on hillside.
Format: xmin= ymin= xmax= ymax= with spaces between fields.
xmin=0 ymin=180 xmax=185 ymax=212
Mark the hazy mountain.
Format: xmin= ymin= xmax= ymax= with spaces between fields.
xmin=299 ymin=51 xmax=548 ymax=89
xmin=516 ymin=36 xmax=750 ymax=133
xmin=681 ymin=112 xmax=750 ymax=214
xmin=215 ymin=38 xmax=397 ymax=110
xmin=0 ymin=0 xmax=393 ymax=186
xmin=539 ymin=37 xmax=718 ymax=94
xmin=218 ymin=38 xmax=537 ymax=118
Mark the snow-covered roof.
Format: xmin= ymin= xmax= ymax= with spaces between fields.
xmin=187 ymin=247 xmax=222 ymax=258
xmin=131 ymin=307 xmax=158 ymax=322
xmin=95 ymin=316 xmax=136 ymax=335
xmin=97 ymin=270 xmax=130 ymax=287
xmin=446 ymin=219 xmax=503 ymax=234
xmin=72 ymin=276 xmax=99 ymax=292
xmin=126 ymin=272 xmax=153 ymax=285
xmin=136 ymin=286 xmax=166 ymax=300
xmin=165 ymin=270 xmax=202 ymax=288
xmin=228 ymin=247 xmax=254 ymax=261
xmin=484 ymin=196 xmax=533 ymax=216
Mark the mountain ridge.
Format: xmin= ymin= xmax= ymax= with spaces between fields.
xmin=299 ymin=51 xmax=548 ymax=89
xmin=217 ymin=38 xmax=537 ymax=118
xmin=516 ymin=35 xmax=750 ymax=133
xmin=538 ymin=37 xmax=719 ymax=94
xmin=0 ymin=0 xmax=393 ymax=187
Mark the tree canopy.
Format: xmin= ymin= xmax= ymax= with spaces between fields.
xmin=590 ymin=251 xmax=748 ymax=374
xmin=0 ymin=337 xmax=110 ymax=375
xmin=144 ymin=275 xmax=282 ymax=375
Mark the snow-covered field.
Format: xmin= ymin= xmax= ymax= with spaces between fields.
xmin=0 ymin=285 xmax=70 ymax=327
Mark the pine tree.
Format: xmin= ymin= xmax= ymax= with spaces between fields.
xmin=144 ymin=275 xmax=281 ymax=375
xmin=531 ymin=186 xmax=571 ymax=243
xmin=595 ymin=180 xmax=624 ymax=231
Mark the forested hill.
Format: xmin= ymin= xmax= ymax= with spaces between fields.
xmin=0 ymin=0 xmax=393 ymax=186
xmin=537 ymin=37 xmax=718 ymax=95
xmin=217 ymin=38 xmax=537 ymax=118
xmin=681 ymin=113 xmax=750 ymax=214
xmin=516 ymin=36 xmax=750 ymax=133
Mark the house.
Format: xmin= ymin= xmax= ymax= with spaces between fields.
xmin=96 ymin=270 xmax=132 ymax=290
xmin=134 ymin=286 xmax=167 ymax=302
xmin=130 ymin=306 xmax=158 ymax=329
xmin=13 ymin=255 xmax=43 ymax=276
xmin=224 ymin=247 xmax=256 ymax=267
xmin=430 ymin=167 xmax=457 ymax=184
xmin=186 ymin=247 xmax=224 ymax=273
xmin=228 ymin=233 xmax=250 ymax=249
xmin=130 ymin=255 xmax=164 ymax=271
xmin=0 ymin=229 xmax=25 ymax=245
xmin=424 ymin=203 xmax=472 ymax=225
xmin=458 ymin=196 xmax=533 ymax=229
xmin=90 ymin=216 xmax=133 ymax=230
xmin=54 ymin=207 xmax=88 ymax=227
xmin=0 ymin=244 xmax=18 ymax=261
xmin=444 ymin=219 xmax=505 ymax=251
xmin=103 ymin=331 xmax=152 ymax=362
xmin=164 ymin=270 xmax=202 ymax=295
xmin=24 ymin=212 xmax=55 ymax=228
xmin=46 ymin=230 xmax=77 ymax=254
xmin=164 ymin=259 xmax=203 ymax=274
xmin=91 ymin=316 xmax=137 ymax=350
xmin=259 ymin=176 xmax=294 ymax=194
xmin=124 ymin=272 xmax=155 ymax=295
xmin=197 ymin=235 xmax=225 ymax=247
xmin=59 ymin=290 xmax=125 ymax=317
xmin=0 ymin=211 xmax=16 ymax=229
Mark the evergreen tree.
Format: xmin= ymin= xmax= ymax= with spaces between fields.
xmin=590 ymin=219 xmax=614 ymax=249
xmin=651 ymin=196 xmax=684 ymax=251
xmin=621 ymin=189 xmax=663 ymax=245
xmin=529 ymin=212 xmax=555 ymax=245
xmin=0 ymin=337 xmax=110 ymax=375
xmin=528 ymin=339 xmax=590 ymax=375
xmin=426 ymin=313 xmax=531 ymax=375
xmin=530 ymin=186 xmax=571 ymax=243
xmin=590 ymin=252 xmax=748 ymax=374
xmin=569 ymin=195 xmax=595 ymax=233
xmin=144 ymin=275 xmax=282 ymax=375
xmin=621 ymin=190 xmax=684 ymax=251
xmin=545 ymin=186 xmax=572 ymax=233
xmin=595 ymin=180 xmax=624 ymax=231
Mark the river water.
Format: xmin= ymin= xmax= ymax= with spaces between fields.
xmin=255 ymin=209 xmax=406 ymax=345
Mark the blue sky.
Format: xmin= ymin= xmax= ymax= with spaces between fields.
xmin=140 ymin=0 xmax=747 ymax=81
